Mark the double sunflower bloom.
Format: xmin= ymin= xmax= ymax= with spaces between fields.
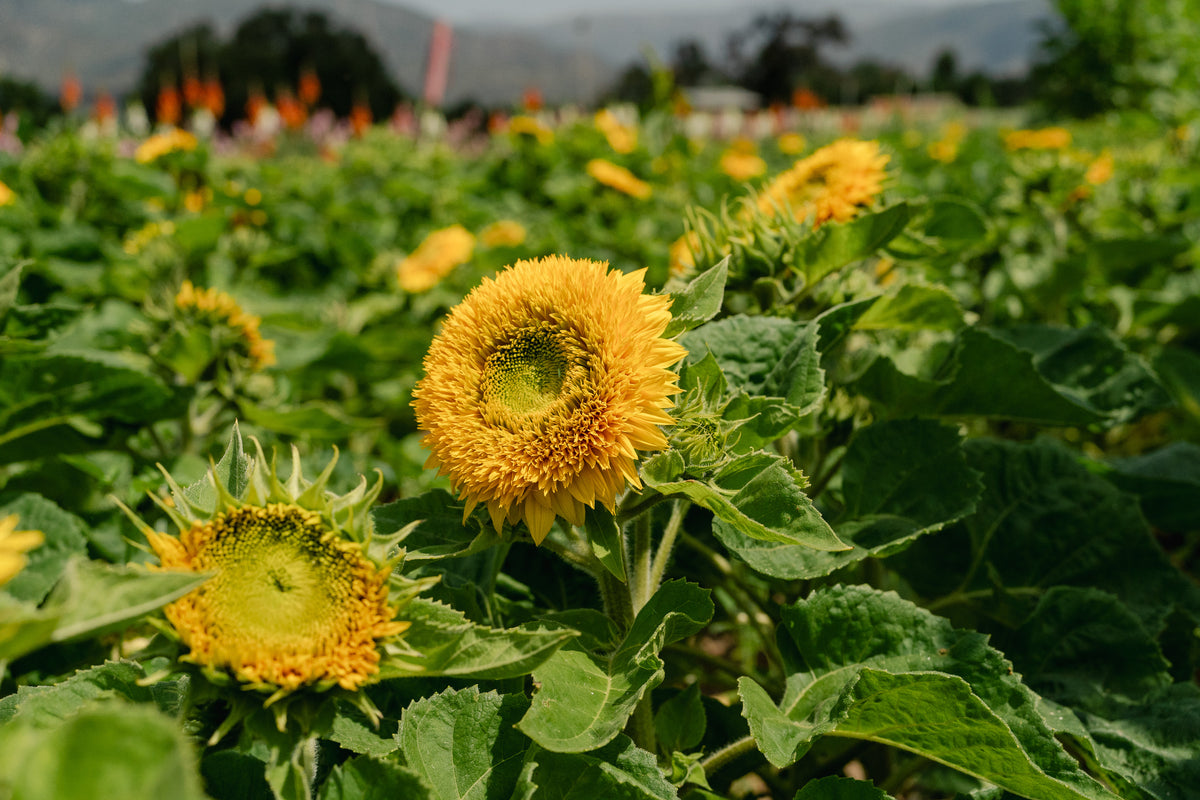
xmin=413 ymin=255 xmax=687 ymax=543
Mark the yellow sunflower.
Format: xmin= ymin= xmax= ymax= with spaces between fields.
xmin=479 ymin=219 xmax=527 ymax=248
xmin=412 ymin=256 xmax=686 ymax=544
xmin=1003 ymin=127 xmax=1072 ymax=151
xmin=397 ymin=224 xmax=476 ymax=293
xmin=175 ymin=280 xmax=276 ymax=369
xmin=756 ymin=138 xmax=890 ymax=226
xmin=0 ymin=180 xmax=16 ymax=207
xmin=0 ymin=514 xmax=43 ymax=586
xmin=719 ymin=139 xmax=768 ymax=182
xmin=134 ymin=127 xmax=199 ymax=164
xmin=122 ymin=436 xmax=428 ymax=718
xmin=586 ymin=158 xmax=652 ymax=199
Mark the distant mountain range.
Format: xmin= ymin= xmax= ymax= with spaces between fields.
xmin=0 ymin=0 xmax=1056 ymax=106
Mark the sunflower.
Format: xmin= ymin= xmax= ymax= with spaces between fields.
xmin=175 ymin=280 xmax=276 ymax=369
xmin=586 ymin=158 xmax=652 ymax=199
xmin=0 ymin=180 xmax=16 ymax=207
xmin=122 ymin=434 xmax=428 ymax=724
xmin=719 ymin=138 xmax=767 ymax=182
xmin=0 ymin=514 xmax=43 ymax=586
xmin=134 ymin=127 xmax=199 ymax=164
xmin=1003 ymin=127 xmax=1072 ymax=151
xmin=397 ymin=224 xmax=476 ymax=293
xmin=412 ymin=256 xmax=686 ymax=544
xmin=756 ymin=138 xmax=890 ymax=226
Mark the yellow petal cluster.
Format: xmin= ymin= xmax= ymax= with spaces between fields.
xmin=135 ymin=127 xmax=199 ymax=164
xmin=0 ymin=514 xmax=43 ymax=586
xmin=587 ymin=158 xmax=652 ymax=199
xmin=594 ymin=108 xmax=637 ymax=154
xmin=148 ymin=503 xmax=407 ymax=697
xmin=1003 ymin=127 xmax=1072 ymax=151
xmin=720 ymin=139 xmax=767 ymax=181
xmin=508 ymin=115 xmax=554 ymax=145
xmin=756 ymin=138 xmax=890 ymax=226
xmin=479 ymin=219 xmax=527 ymax=248
xmin=0 ymin=180 xmax=16 ymax=207
xmin=397 ymin=224 xmax=476 ymax=293
xmin=412 ymin=256 xmax=686 ymax=543
xmin=175 ymin=280 xmax=276 ymax=369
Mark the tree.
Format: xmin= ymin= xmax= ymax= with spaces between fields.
xmin=0 ymin=76 xmax=60 ymax=132
xmin=1031 ymin=0 xmax=1200 ymax=120
xmin=135 ymin=9 xmax=407 ymax=127
xmin=670 ymin=40 xmax=722 ymax=87
xmin=725 ymin=13 xmax=848 ymax=104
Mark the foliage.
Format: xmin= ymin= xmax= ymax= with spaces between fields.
xmin=0 ymin=97 xmax=1197 ymax=800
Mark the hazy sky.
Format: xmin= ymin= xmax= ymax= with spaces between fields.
xmin=383 ymin=0 xmax=1003 ymax=26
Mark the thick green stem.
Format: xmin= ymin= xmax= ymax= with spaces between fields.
xmin=630 ymin=513 xmax=653 ymax=614
xmin=598 ymin=559 xmax=634 ymax=632
xmin=648 ymin=500 xmax=689 ymax=595
xmin=700 ymin=734 xmax=758 ymax=777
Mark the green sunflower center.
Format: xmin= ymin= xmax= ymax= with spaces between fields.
xmin=196 ymin=505 xmax=359 ymax=652
xmin=482 ymin=327 xmax=571 ymax=415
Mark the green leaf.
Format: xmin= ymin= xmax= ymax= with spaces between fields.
xmin=740 ymin=585 xmax=1119 ymax=800
xmin=644 ymin=452 xmax=847 ymax=551
xmin=45 ymin=558 xmax=209 ymax=646
xmin=654 ymin=683 xmax=706 ymax=753
xmin=200 ymin=750 xmax=274 ymax=800
xmin=0 ymin=493 xmax=89 ymax=604
xmin=0 ymin=261 xmax=21 ymax=324
xmin=0 ymin=594 xmax=60 ymax=664
xmin=380 ymin=598 xmax=577 ymax=680
xmin=328 ymin=701 xmax=399 ymax=758
xmin=895 ymin=438 xmax=1200 ymax=630
xmin=1100 ymin=442 xmax=1200 ymax=533
xmin=2 ymin=661 xmax=168 ymax=727
xmin=318 ymin=757 xmax=433 ymax=800
xmin=852 ymin=283 xmax=965 ymax=331
xmin=665 ymin=256 xmax=728 ymax=337
xmin=182 ymin=420 xmax=252 ymax=511
xmin=855 ymin=326 xmax=1168 ymax=426
xmin=793 ymin=776 xmax=892 ymax=800
xmin=518 ymin=580 xmax=712 ymax=752
xmin=237 ymin=400 xmax=381 ymax=439
xmin=798 ymin=202 xmax=911 ymax=285
xmin=921 ymin=196 xmax=989 ymax=241
xmin=372 ymin=490 xmax=501 ymax=562
xmin=518 ymin=735 xmax=679 ymax=800
xmin=586 ymin=504 xmax=626 ymax=582
xmin=714 ymin=419 xmax=979 ymax=579
xmin=396 ymin=686 xmax=530 ymax=800
xmin=0 ymin=701 xmax=207 ymax=800
xmin=681 ymin=316 xmax=824 ymax=409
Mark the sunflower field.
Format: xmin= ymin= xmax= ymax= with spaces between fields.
xmin=1 ymin=101 xmax=1198 ymax=800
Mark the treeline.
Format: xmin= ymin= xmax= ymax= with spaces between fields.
xmin=605 ymin=12 xmax=1033 ymax=111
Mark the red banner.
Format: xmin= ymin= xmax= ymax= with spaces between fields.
xmin=423 ymin=20 xmax=453 ymax=107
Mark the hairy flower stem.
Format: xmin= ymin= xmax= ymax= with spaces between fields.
xmin=700 ymin=734 xmax=758 ymax=777
xmin=631 ymin=513 xmax=654 ymax=614
xmin=648 ymin=500 xmax=689 ymax=595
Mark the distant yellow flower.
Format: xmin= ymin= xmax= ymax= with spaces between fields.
xmin=175 ymin=280 xmax=276 ymax=369
xmin=777 ymin=132 xmax=806 ymax=155
xmin=594 ymin=108 xmax=637 ymax=154
xmin=757 ymin=138 xmax=890 ymax=226
xmin=0 ymin=180 xmax=15 ymax=207
xmin=719 ymin=139 xmax=767 ymax=181
xmin=397 ymin=224 xmax=476 ymax=293
xmin=587 ymin=158 xmax=652 ymax=199
xmin=412 ymin=256 xmax=686 ymax=543
xmin=479 ymin=219 xmax=527 ymax=248
xmin=508 ymin=115 xmax=554 ymax=145
xmin=1085 ymin=150 xmax=1114 ymax=185
xmin=928 ymin=120 xmax=967 ymax=163
xmin=669 ymin=231 xmax=700 ymax=279
xmin=135 ymin=127 xmax=199 ymax=163
xmin=1004 ymin=127 xmax=1071 ymax=151
xmin=0 ymin=514 xmax=43 ymax=586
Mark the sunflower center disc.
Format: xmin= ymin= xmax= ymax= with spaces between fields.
xmin=482 ymin=328 xmax=569 ymax=415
